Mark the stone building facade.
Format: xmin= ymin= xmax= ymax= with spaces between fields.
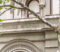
xmin=0 ymin=0 xmax=59 ymax=52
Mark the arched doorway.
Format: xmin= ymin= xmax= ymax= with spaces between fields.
xmin=0 ymin=39 xmax=42 ymax=52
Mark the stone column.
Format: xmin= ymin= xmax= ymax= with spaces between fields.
xmin=39 ymin=0 xmax=45 ymax=18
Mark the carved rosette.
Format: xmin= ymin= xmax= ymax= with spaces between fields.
xmin=0 ymin=39 xmax=42 ymax=52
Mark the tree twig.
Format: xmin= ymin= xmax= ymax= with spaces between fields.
xmin=0 ymin=8 xmax=12 ymax=16
xmin=0 ymin=5 xmax=24 ymax=16
xmin=0 ymin=5 xmax=23 ymax=9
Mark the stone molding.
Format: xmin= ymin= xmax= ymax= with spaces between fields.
xmin=0 ymin=39 xmax=42 ymax=52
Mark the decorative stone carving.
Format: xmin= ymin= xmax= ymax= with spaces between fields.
xmin=0 ymin=39 xmax=42 ymax=52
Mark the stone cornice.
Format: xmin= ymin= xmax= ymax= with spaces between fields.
xmin=0 ymin=28 xmax=53 ymax=34
xmin=1 ymin=15 xmax=59 ymax=23
xmin=0 ymin=15 xmax=58 ymax=34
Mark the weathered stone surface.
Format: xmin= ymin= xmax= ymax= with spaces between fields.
xmin=45 ymin=48 xmax=58 ymax=52
xmin=0 ymin=0 xmax=59 ymax=52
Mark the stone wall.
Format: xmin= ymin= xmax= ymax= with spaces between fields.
xmin=0 ymin=16 xmax=59 ymax=52
xmin=0 ymin=30 xmax=58 ymax=52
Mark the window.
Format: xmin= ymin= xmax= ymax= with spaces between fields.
xmin=50 ymin=0 xmax=59 ymax=15
xmin=52 ymin=0 xmax=59 ymax=14
xmin=29 ymin=1 xmax=39 ymax=13
xmin=27 ymin=0 xmax=40 ymax=18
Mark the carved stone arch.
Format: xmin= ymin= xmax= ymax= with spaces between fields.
xmin=26 ymin=0 xmax=39 ymax=6
xmin=25 ymin=0 xmax=40 ymax=18
xmin=0 ymin=39 xmax=42 ymax=52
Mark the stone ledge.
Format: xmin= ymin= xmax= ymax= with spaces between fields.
xmin=1 ymin=16 xmax=59 ymax=24
xmin=0 ymin=28 xmax=53 ymax=34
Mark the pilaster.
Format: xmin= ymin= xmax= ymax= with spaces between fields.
xmin=45 ymin=31 xmax=58 ymax=52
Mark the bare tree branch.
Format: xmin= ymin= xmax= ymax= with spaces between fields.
xmin=12 ymin=0 xmax=57 ymax=31
xmin=0 ymin=5 xmax=23 ymax=16
xmin=0 ymin=5 xmax=23 ymax=9
xmin=0 ymin=8 xmax=12 ymax=16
